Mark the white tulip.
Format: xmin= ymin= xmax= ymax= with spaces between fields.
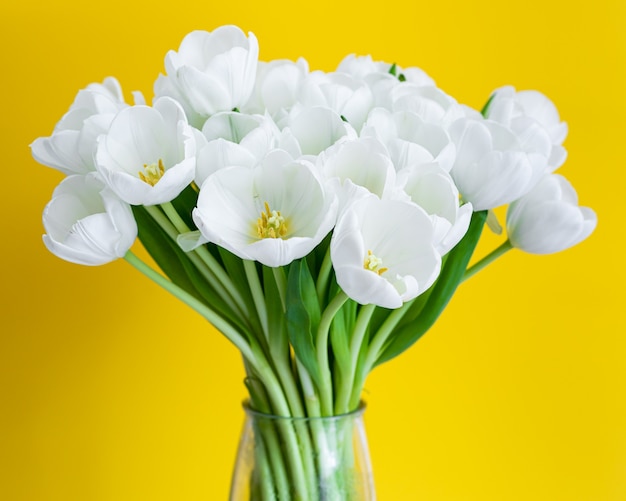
xmin=195 ymin=111 xmax=280 ymax=185
xmin=506 ymin=174 xmax=597 ymax=254
xmin=449 ymin=117 xmax=547 ymax=211
xmin=398 ymin=163 xmax=472 ymax=256
xmin=486 ymin=86 xmax=567 ymax=170
xmin=364 ymin=73 xmax=401 ymax=110
xmin=42 ymin=173 xmax=137 ymax=265
xmin=281 ymin=106 xmax=357 ymax=157
xmin=154 ymin=25 xmax=259 ymax=127
xmin=296 ymin=71 xmax=374 ymax=131
xmin=242 ymin=58 xmax=310 ymax=122
xmin=95 ymin=97 xmax=196 ymax=206
xmin=331 ymin=196 xmax=441 ymax=309
xmin=336 ymin=54 xmax=392 ymax=80
xmin=193 ymin=155 xmax=337 ymax=267
xmin=317 ymin=137 xmax=398 ymax=212
xmin=336 ymin=55 xmax=435 ymax=87
xmin=399 ymin=67 xmax=436 ymax=87
xmin=362 ymin=108 xmax=456 ymax=172
xmin=391 ymin=84 xmax=465 ymax=127
xmin=31 ymin=77 xmax=127 ymax=175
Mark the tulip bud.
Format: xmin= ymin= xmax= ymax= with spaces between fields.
xmin=154 ymin=25 xmax=259 ymax=128
xmin=30 ymin=77 xmax=127 ymax=175
xmin=506 ymin=174 xmax=596 ymax=254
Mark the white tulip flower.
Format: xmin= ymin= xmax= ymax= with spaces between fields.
xmin=398 ymin=164 xmax=472 ymax=256
xmin=31 ymin=77 xmax=127 ymax=175
xmin=42 ymin=173 xmax=137 ymax=265
xmin=363 ymin=73 xmax=401 ymax=110
xmin=486 ymin=86 xmax=567 ymax=170
xmin=154 ymin=26 xmax=259 ymax=127
xmin=331 ymin=196 xmax=441 ymax=309
xmin=391 ymin=84 xmax=465 ymax=127
xmin=193 ymin=155 xmax=338 ymax=267
xmin=506 ymin=174 xmax=597 ymax=254
xmin=195 ymin=111 xmax=280 ymax=185
xmin=362 ymin=108 xmax=456 ymax=172
xmin=336 ymin=55 xmax=435 ymax=87
xmin=281 ymin=106 xmax=358 ymax=157
xmin=318 ymin=137 xmax=398 ymax=212
xmin=95 ymin=97 xmax=196 ymax=206
xmin=296 ymin=72 xmax=374 ymax=131
xmin=243 ymin=58 xmax=310 ymax=122
xmin=336 ymin=54 xmax=392 ymax=80
xmin=449 ymin=117 xmax=547 ymax=211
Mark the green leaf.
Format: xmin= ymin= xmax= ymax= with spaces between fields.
xmin=218 ymin=248 xmax=258 ymax=324
xmin=389 ymin=63 xmax=397 ymax=76
xmin=375 ymin=210 xmax=488 ymax=366
xmin=286 ymin=259 xmax=322 ymax=387
xmin=263 ymin=265 xmax=288 ymax=358
xmin=170 ymin=184 xmax=199 ymax=230
xmin=132 ymin=205 xmax=203 ymax=302
xmin=329 ymin=295 xmax=357 ymax=376
xmin=480 ymin=94 xmax=496 ymax=117
xmin=305 ymin=233 xmax=330 ymax=285
xmin=177 ymin=248 xmax=249 ymax=334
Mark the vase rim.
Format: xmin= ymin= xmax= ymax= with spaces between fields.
xmin=242 ymin=400 xmax=367 ymax=421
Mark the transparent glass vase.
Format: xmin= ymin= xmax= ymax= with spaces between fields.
xmin=229 ymin=403 xmax=375 ymax=501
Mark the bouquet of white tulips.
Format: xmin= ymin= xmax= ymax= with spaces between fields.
xmin=32 ymin=25 xmax=597 ymax=500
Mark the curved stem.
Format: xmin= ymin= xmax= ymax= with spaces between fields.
xmin=315 ymin=246 xmax=333 ymax=305
xmin=243 ymin=260 xmax=269 ymax=342
xmin=316 ymin=291 xmax=349 ymax=416
xmin=159 ymin=202 xmax=250 ymax=317
xmin=243 ymin=362 xmax=287 ymax=501
xmin=144 ymin=205 xmax=249 ymax=329
xmin=248 ymin=340 xmax=311 ymax=500
xmin=124 ymin=250 xmax=254 ymax=362
xmin=335 ymin=303 xmax=376 ymax=414
xmin=348 ymin=302 xmax=413 ymax=409
xmin=463 ymin=240 xmax=513 ymax=282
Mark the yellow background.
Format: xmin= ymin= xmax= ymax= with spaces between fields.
xmin=1 ymin=0 xmax=624 ymax=499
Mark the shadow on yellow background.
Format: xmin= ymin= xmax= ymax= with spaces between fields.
xmin=1 ymin=0 xmax=624 ymax=499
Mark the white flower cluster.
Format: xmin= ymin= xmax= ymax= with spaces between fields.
xmin=33 ymin=25 xmax=596 ymax=309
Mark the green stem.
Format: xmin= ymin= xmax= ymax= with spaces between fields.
xmin=348 ymin=302 xmax=413 ymax=409
xmin=463 ymin=240 xmax=513 ymax=282
xmin=296 ymin=358 xmax=321 ymax=417
xmin=144 ymin=205 xmax=249 ymax=329
xmin=315 ymin=246 xmax=333 ymax=305
xmin=272 ymin=267 xmax=288 ymax=313
xmin=243 ymin=362 xmax=289 ymax=501
xmin=316 ymin=291 xmax=349 ymax=416
xmin=294 ymin=360 xmax=322 ymax=499
xmin=249 ymin=341 xmax=311 ymax=500
xmin=335 ymin=304 xmax=376 ymax=415
xmin=159 ymin=202 xmax=250 ymax=318
xmin=264 ymin=267 xmax=307 ymax=420
xmin=124 ymin=250 xmax=255 ymax=362
xmin=244 ymin=260 xmax=269 ymax=342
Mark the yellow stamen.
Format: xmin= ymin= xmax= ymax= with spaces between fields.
xmin=138 ymin=159 xmax=165 ymax=186
xmin=363 ymin=250 xmax=388 ymax=275
xmin=257 ymin=201 xmax=288 ymax=239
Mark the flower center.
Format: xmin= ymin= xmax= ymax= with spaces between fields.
xmin=257 ymin=201 xmax=288 ymax=239
xmin=138 ymin=159 xmax=165 ymax=186
xmin=364 ymin=250 xmax=388 ymax=275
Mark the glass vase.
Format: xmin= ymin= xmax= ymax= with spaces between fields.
xmin=229 ymin=403 xmax=375 ymax=500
